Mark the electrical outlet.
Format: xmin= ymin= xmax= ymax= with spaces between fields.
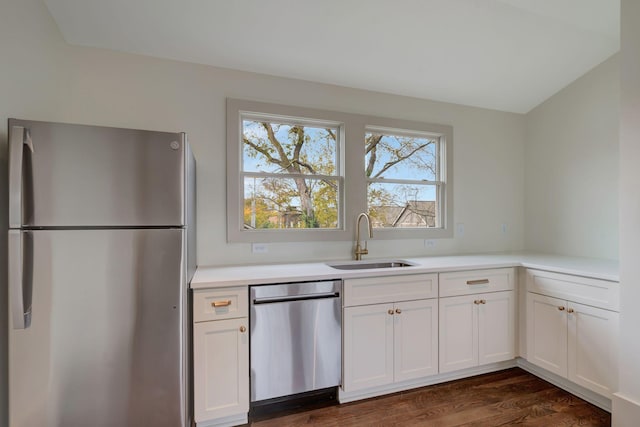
xmin=424 ymin=239 xmax=436 ymax=248
xmin=251 ymin=243 xmax=268 ymax=254
xmin=456 ymin=223 xmax=465 ymax=236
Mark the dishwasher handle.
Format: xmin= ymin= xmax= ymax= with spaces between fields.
xmin=253 ymin=292 xmax=340 ymax=305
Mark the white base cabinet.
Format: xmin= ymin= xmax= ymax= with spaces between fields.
xmin=526 ymin=293 xmax=568 ymax=377
xmin=194 ymin=318 xmax=249 ymax=422
xmin=343 ymin=303 xmax=394 ymax=391
xmin=193 ymin=288 xmax=249 ymax=426
xmin=439 ymin=291 xmax=515 ymax=373
xmin=526 ymin=269 xmax=620 ymax=398
xmin=439 ymin=268 xmax=515 ymax=374
xmin=189 ymin=264 xmax=621 ymax=420
xmin=568 ymin=301 xmax=619 ymax=397
xmin=342 ymin=274 xmax=438 ymax=393
xmin=394 ymin=299 xmax=439 ymax=382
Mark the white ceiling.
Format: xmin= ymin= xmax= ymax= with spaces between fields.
xmin=43 ymin=0 xmax=619 ymax=113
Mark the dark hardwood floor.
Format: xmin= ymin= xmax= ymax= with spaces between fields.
xmin=247 ymin=368 xmax=610 ymax=426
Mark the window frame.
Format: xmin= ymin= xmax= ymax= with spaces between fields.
xmin=365 ymin=125 xmax=447 ymax=230
xmin=241 ymin=113 xmax=344 ymax=231
xmin=227 ymin=98 xmax=453 ymax=243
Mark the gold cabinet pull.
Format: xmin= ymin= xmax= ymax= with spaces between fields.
xmin=473 ymin=300 xmax=480 ymax=305
xmin=467 ymin=279 xmax=489 ymax=285
xmin=388 ymin=309 xmax=394 ymax=315
xmin=212 ymin=300 xmax=232 ymax=308
xmin=395 ymin=308 xmax=402 ymax=314
xmin=480 ymin=299 xmax=486 ymax=304
xmin=567 ymin=308 xmax=575 ymax=314
xmin=558 ymin=306 xmax=566 ymax=311
xmin=239 ymin=326 xmax=246 ymax=333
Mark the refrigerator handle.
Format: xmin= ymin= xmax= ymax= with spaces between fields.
xmin=9 ymin=125 xmax=34 ymax=228
xmin=9 ymin=230 xmax=32 ymax=329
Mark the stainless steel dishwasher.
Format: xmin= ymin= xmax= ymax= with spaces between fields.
xmin=250 ymin=280 xmax=342 ymax=403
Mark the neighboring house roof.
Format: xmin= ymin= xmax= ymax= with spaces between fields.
xmin=372 ymin=201 xmax=436 ymax=228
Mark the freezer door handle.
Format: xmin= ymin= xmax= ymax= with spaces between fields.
xmin=9 ymin=230 xmax=32 ymax=329
xmin=9 ymin=125 xmax=34 ymax=228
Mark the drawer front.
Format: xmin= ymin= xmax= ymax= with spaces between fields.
xmin=526 ymin=269 xmax=620 ymax=311
xmin=193 ymin=287 xmax=248 ymax=322
xmin=439 ymin=268 xmax=514 ymax=297
xmin=344 ymin=273 xmax=438 ymax=307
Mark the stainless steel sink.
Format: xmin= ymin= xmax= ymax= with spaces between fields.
xmin=326 ymin=260 xmax=416 ymax=270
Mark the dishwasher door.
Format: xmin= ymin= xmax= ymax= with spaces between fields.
xmin=250 ymin=280 xmax=342 ymax=402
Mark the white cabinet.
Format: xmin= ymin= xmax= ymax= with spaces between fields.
xmin=193 ymin=287 xmax=249 ymax=426
xmin=438 ymin=268 xmax=515 ymax=374
xmin=342 ymin=274 xmax=438 ymax=392
xmin=526 ymin=293 xmax=568 ymax=376
xmin=525 ymin=269 xmax=619 ymax=398
xmin=568 ymin=301 xmax=619 ymax=397
xmin=439 ymin=291 xmax=515 ymax=373
xmin=394 ymin=299 xmax=439 ymax=382
xmin=343 ymin=304 xmax=394 ymax=391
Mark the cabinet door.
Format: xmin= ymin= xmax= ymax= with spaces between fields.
xmin=343 ymin=304 xmax=394 ymax=392
xmin=568 ymin=302 xmax=619 ymax=397
xmin=478 ymin=291 xmax=515 ymax=365
xmin=394 ymin=299 xmax=438 ymax=382
xmin=193 ymin=318 xmax=249 ymax=423
xmin=526 ymin=293 xmax=568 ymax=377
xmin=439 ymin=295 xmax=478 ymax=373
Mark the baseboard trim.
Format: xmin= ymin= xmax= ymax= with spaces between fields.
xmin=338 ymin=360 xmax=517 ymax=403
xmin=612 ymin=393 xmax=640 ymax=427
xmin=195 ymin=413 xmax=247 ymax=427
xmin=516 ymin=358 xmax=611 ymax=411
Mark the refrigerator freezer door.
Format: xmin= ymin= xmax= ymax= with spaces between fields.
xmin=8 ymin=119 xmax=185 ymax=227
xmin=9 ymin=229 xmax=187 ymax=427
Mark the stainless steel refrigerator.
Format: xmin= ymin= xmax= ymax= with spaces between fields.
xmin=7 ymin=119 xmax=196 ymax=427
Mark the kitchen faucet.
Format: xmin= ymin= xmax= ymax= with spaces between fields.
xmin=354 ymin=212 xmax=373 ymax=260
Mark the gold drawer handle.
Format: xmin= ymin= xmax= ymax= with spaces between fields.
xmin=467 ymin=279 xmax=489 ymax=285
xmin=558 ymin=306 xmax=566 ymax=311
xmin=395 ymin=308 xmax=402 ymax=314
xmin=239 ymin=326 xmax=247 ymax=333
xmin=474 ymin=300 xmax=480 ymax=305
xmin=480 ymin=299 xmax=486 ymax=304
xmin=212 ymin=300 xmax=232 ymax=308
xmin=388 ymin=309 xmax=394 ymax=315
xmin=567 ymin=308 xmax=575 ymax=314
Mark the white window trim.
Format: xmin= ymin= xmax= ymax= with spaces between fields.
xmin=227 ymin=98 xmax=453 ymax=243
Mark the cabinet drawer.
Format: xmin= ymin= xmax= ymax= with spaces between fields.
xmin=439 ymin=268 xmax=514 ymax=297
xmin=193 ymin=287 xmax=248 ymax=322
xmin=344 ymin=273 xmax=438 ymax=307
xmin=526 ymin=269 xmax=620 ymax=311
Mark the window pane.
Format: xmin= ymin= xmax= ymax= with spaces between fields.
xmin=243 ymin=120 xmax=338 ymax=175
xmin=365 ymin=132 xmax=437 ymax=181
xmin=368 ymin=183 xmax=437 ymax=228
xmin=244 ymin=176 xmax=339 ymax=229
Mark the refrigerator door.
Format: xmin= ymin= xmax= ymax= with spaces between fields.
xmin=8 ymin=119 xmax=186 ymax=227
xmin=9 ymin=229 xmax=187 ymax=427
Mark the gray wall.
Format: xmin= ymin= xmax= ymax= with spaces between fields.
xmin=615 ymin=0 xmax=640 ymax=424
xmin=524 ymin=55 xmax=619 ymax=259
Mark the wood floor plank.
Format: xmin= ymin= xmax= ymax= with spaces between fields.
xmin=246 ymin=368 xmax=611 ymax=427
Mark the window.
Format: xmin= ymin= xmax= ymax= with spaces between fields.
xmin=241 ymin=115 xmax=342 ymax=230
xmin=365 ymin=127 xmax=445 ymax=229
xmin=227 ymin=99 xmax=453 ymax=243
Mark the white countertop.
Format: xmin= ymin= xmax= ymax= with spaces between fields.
xmin=191 ymin=252 xmax=619 ymax=289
